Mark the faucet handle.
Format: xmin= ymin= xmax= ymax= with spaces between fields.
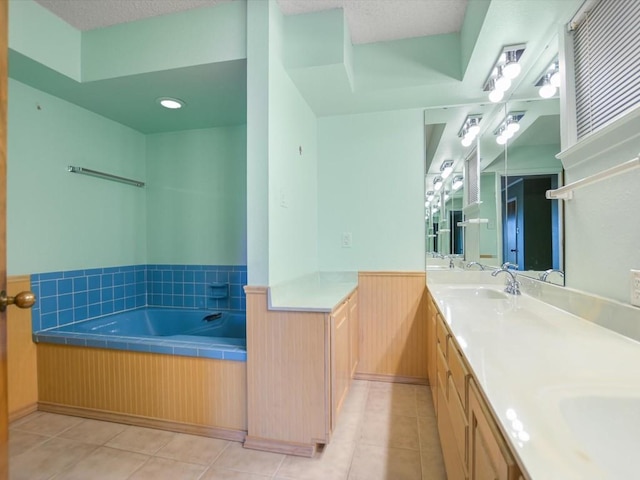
xmin=501 ymin=262 xmax=519 ymax=270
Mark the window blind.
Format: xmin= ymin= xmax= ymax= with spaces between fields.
xmin=572 ymin=0 xmax=640 ymax=139
xmin=465 ymin=148 xmax=479 ymax=205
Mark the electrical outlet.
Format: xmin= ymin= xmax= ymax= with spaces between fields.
xmin=342 ymin=232 xmax=352 ymax=248
xmin=631 ymin=270 xmax=640 ymax=307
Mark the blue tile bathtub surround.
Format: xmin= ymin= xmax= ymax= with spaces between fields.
xmin=31 ymin=264 xmax=247 ymax=332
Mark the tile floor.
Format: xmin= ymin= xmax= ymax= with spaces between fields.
xmin=9 ymin=380 xmax=446 ymax=480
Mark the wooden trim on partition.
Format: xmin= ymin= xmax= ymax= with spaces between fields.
xmin=354 ymin=373 xmax=428 ymax=385
xmin=244 ymin=435 xmax=316 ymax=458
xmin=356 ymin=271 xmax=428 ymax=380
xmin=7 ymin=276 xmax=38 ymax=420
xmin=38 ymin=402 xmax=246 ymax=442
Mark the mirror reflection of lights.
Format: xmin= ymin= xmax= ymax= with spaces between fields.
xmin=504 ymin=408 xmax=530 ymax=445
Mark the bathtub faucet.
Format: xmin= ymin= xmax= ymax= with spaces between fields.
xmin=203 ymin=312 xmax=223 ymax=322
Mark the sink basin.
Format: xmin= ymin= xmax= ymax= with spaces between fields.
xmin=560 ymin=396 xmax=640 ymax=478
xmin=444 ymin=286 xmax=508 ymax=300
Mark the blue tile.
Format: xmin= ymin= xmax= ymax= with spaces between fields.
xmin=230 ymin=298 xmax=242 ymax=311
xmin=184 ymin=284 xmax=195 ymax=295
xmin=58 ymin=279 xmax=73 ymax=295
xmin=241 ymin=272 xmax=248 ymax=284
xmin=205 ymin=272 xmax=216 ymax=283
xmin=41 ymin=313 xmax=58 ymax=330
xmin=40 ymin=296 xmax=57 ymax=313
xmin=194 ymin=272 xmax=205 ymax=283
xmin=114 ymin=273 xmax=124 ymax=286
xmin=102 ymin=302 xmax=114 ymax=315
xmin=64 ymin=269 xmax=85 ymax=278
xmin=74 ymin=292 xmax=88 ymax=307
xmin=186 ymin=265 xmax=202 ymax=271
xmin=106 ymin=340 xmax=128 ymax=350
xmin=120 ymin=265 xmax=135 ymax=273
xmin=171 ymin=265 xmax=186 ymax=271
xmin=31 ymin=274 xmax=40 ymax=282
xmin=84 ymin=268 xmax=103 ymax=276
xmin=197 ymin=348 xmax=224 ymax=360
xmin=58 ymin=294 xmax=73 ymax=310
xmin=124 ymin=271 xmax=134 ymax=284
xmin=135 ymin=271 xmax=145 ymax=282
xmin=126 ymin=342 xmax=150 ymax=353
xmin=230 ymin=272 xmax=242 ymax=284
xmin=86 ymin=338 xmax=108 ymax=348
xmin=135 ymin=283 xmax=145 ymax=295
xmin=152 ymin=271 xmax=162 ymax=282
xmin=125 ymin=297 xmax=135 ymax=309
xmin=88 ymin=290 xmax=101 ymax=304
xmin=125 ymin=284 xmax=135 ymax=297
xmin=40 ymin=280 xmax=57 ymax=297
xmin=216 ymin=271 xmax=229 ymax=283
xmin=173 ymin=271 xmax=184 ymax=282
xmin=184 ymin=271 xmax=195 ymax=282
xmin=88 ymin=304 xmax=102 ymax=318
xmin=114 ymin=299 xmax=125 ymax=311
xmin=230 ymin=284 xmax=242 ymax=298
xmin=162 ymin=271 xmax=172 ymax=282
xmin=172 ymin=296 xmax=184 ymax=307
xmin=103 ymin=267 xmax=119 ymax=274
xmin=114 ymin=286 xmax=125 ymax=299
xmin=73 ymin=277 xmax=87 ymax=292
xmin=223 ymin=350 xmax=247 ymax=361
xmin=58 ymin=309 xmax=74 ymax=325
xmin=102 ymin=288 xmax=114 ymax=301
xmin=150 ymin=294 xmax=161 ymax=305
xmin=135 ymin=295 xmax=146 ymax=307
xmin=88 ymin=275 xmax=101 ymax=290
xmin=74 ymin=306 xmax=88 ymax=321
xmin=161 ymin=295 xmax=172 ymax=307
xmin=149 ymin=345 xmax=174 ymax=355
xmin=135 ymin=265 xmax=146 ymax=271
xmin=38 ymin=335 xmax=68 ymax=345
xmin=183 ymin=297 xmax=195 ymax=308
xmin=174 ymin=347 xmax=197 ymax=357
xmin=172 ymin=284 xmax=184 ymax=295
xmin=162 ymin=283 xmax=172 ymax=295
xmin=101 ymin=274 xmax=113 ymax=288
xmin=39 ymin=271 xmax=64 ymax=281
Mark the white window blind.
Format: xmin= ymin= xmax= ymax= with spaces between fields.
xmin=465 ymin=148 xmax=479 ymax=205
xmin=572 ymin=0 xmax=640 ymax=139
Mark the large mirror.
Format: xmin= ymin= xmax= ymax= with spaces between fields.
xmin=425 ymin=62 xmax=565 ymax=285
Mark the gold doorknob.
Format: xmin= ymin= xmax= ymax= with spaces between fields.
xmin=0 ymin=290 xmax=36 ymax=312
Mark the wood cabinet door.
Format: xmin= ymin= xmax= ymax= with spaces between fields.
xmin=427 ymin=299 xmax=438 ymax=407
xmin=348 ymin=291 xmax=359 ymax=377
xmin=332 ymin=301 xmax=350 ymax=423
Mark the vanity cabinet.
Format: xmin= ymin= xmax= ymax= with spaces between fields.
xmin=428 ymin=291 xmax=523 ymax=480
xmin=244 ymin=286 xmax=358 ymax=457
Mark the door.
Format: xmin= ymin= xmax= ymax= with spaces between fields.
xmin=1 ymin=0 xmax=9 ymax=475
xmin=504 ymin=199 xmax=519 ymax=266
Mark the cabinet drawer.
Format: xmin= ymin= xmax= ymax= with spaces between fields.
xmin=447 ymin=336 xmax=469 ymax=410
xmin=448 ymin=375 xmax=468 ymax=471
xmin=436 ymin=343 xmax=448 ymax=400
xmin=436 ymin=313 xmax=449 ymax=353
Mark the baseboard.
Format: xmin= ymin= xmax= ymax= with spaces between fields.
xmin=9 ymin=403 xmax=38 ymax=423
xmin=354 ymin=372 xmax=428 ymax=385
xmin=244 ymin=435 xmax=317 ymax=457
xmin=37 ymin=402 xmax=246 ymax=443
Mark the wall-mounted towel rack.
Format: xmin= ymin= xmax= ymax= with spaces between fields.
xmin=68 ymin=166 xmax=145 ymax=187
xmin=545 ymin=155 xmax=639 ymax=200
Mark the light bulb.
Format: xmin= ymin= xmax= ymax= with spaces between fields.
xmin=468 ymin=124 xmax=480 ymax=136
xmin=434 ymin=179 xmax=443 ymax=191
xmin=496 ymin=135 xmax=507 ymax=145
xmin=504 ymin=129 xmax=514 ymax=139
xmin=495 ymin=74 xmax=512 ymax=92
xmin=489 ymin=88 xmax=504 ymax=103
xmin=452 ymin=178 xmax=463 ymax=190
xmin=506 ymin=121 xmax=520 ymax=134
xmin=539 ymin=83 xmax=557 ymax=98
xmin=461 ymin=136 xmax=473 ymax=147
xmin=444 ymin=193 xmax=450 ymax=201
xmin=503 ymin=60 xmax=521 ymax=79
xmin=550 ymin=70 xmax=561 ymax=88
xmin=441 ymin=166 xmax=453 ymax=179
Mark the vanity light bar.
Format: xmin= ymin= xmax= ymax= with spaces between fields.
xmin=483 ymin=44 xmax=527 ymax=94
xmin=546 ymin=155 xmax=640 ymax=200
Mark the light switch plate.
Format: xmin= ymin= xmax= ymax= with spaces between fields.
xmin=631 ymin=270 xmax=640 ymax=307
xmin=342 ymin=232 xmax=352 ymax=248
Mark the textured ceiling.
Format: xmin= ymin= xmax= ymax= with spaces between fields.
xmin=34 ymin=0 xmax=236 ymax=31
xmin=277 ymin=0 xmax=468 ymax=44
xmin=35 ymin=0 xmax=467 ymax=44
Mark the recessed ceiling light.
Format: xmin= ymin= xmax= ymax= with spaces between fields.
xmin=157 ymin=97 xmax=185 ymax=109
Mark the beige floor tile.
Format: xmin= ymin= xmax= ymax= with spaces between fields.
xmin=53 ymin=446 xmax=149 ymax=480
xmin=214 ymin=441 xmax=284 ymax=476
xmin=360 ymin=413 xmax=419 ymax=450
xmin=421 ymin=448 xmax=446 ymax=479
xmin=10 ymin=411 xmax=45 ymax=429
xmin=128 ymin=456 xmax=208 ymax=480
xmin=58 ymin=418 xmax=127 ymax=445
xmin=417 ymin=388 xmax=436 ymax=418
xmin=276 ymin=440 xmax=353 ymax=480
xmin=9 ymin=437 xmax=98 ymax=480
xmin=201 ymin=466 xmax=273 ymax=479
xmin=105 ymin=425 xmax=175 ymax=455
xmin=348 ymin=444 xmax=422 ymax=480
xmin=155 ymin=433 xmax=230 ymax=465
xmin=418 ymin=416 xmax=440 ymax=452
xmin=8 ymin=429 xmax=50 ymax=457
xmin=11 ymin=412 xmax=83 ymax=436
xmin=366 ymin=388 xmax=417 ymax=417
xmin=330 ymin=412 xmax=362 ymax=446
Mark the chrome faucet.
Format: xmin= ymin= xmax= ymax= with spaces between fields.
xmin=443 ymin=255 xmax=455 ymax=269
xmin=466 ymin=262 xmax=485 ymax=271
xmin=539 ymin=269 xmax=565 ymax=282
xmin=501 ymin=262 xmax=519 ymax=270
xmin=492 ymin=267 xmax=521 ymax=295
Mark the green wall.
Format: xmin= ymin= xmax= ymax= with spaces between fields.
xmin=7 ymin=79 xmax=147 ymax=274
xmin=145 ymin=126 xmax=247 ymax=265
xmin=317 ymin=109 xmax=425 ymax=272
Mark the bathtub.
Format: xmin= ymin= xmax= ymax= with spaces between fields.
xmin=33 ymin=307 xmax=247 ymax=361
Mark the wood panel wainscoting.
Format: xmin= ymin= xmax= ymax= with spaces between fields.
xmin=243 ymin=285 xmax=358 ymax=457
xmin=355 ymin=271 xmax=428 ymax=384
xmin=7 ymin=275 xmax=38 ymax=421
xmin=37 ymin=345 xmax=247 ymax=441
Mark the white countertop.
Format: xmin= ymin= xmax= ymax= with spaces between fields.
xmin=427 ymin=271 xmax=640 ymax=480
xmin=267 ymin=271 xmax=358 ymax=312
